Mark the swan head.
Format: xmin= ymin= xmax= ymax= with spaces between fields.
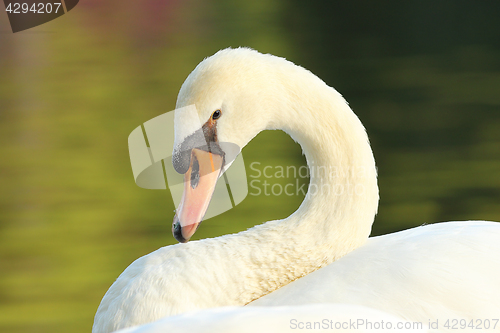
xmin=171 ymin=48 xmax=281 ymax=242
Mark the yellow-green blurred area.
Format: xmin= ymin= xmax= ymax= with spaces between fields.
xmin=1 ymin=0 xmax=500 ymax=332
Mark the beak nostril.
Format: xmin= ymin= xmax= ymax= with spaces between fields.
xmin=190 ymin=156 xmax=200 ymax=189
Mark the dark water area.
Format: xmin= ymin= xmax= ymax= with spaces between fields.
xmin=283 ymin=0 xmax=500 ymax=234
xmin=0 ymin=1 xmax=499 ymax=331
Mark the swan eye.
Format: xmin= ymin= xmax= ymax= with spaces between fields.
xmin=212 ymin=109 xmax=221 ymax=120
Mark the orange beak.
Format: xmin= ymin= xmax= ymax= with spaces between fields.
xmin=172 ymin=148 xmax=224 ymax=242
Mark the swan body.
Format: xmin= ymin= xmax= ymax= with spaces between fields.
xmin=93 ymin=48 xmax=500 ymax=333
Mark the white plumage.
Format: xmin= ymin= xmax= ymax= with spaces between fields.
xmin=93 ymin=48 xmax=500 ymax=333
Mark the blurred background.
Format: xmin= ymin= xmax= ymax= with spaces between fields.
xmin=1 ymin=0 xmax=500 ymax=332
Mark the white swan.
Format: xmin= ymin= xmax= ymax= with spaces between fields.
xmin=93 ymin=48 xmax=500 ymax=333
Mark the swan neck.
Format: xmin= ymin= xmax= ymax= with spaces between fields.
xmin=268 ymin=71 xmax=379 ymax=258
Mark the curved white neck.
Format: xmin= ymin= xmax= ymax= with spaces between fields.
xmin=213 ymin=70 xmax=379 ymax=304
xmin=277 ymin=78 xmax=378 ymax=251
